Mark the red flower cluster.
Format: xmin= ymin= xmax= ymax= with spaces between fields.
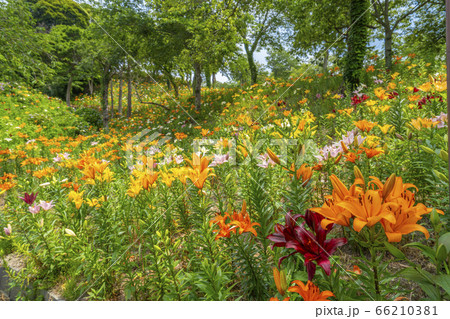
xmin=267 ymin=210 xmax=347 ymax=281
xmin=351 ymin=94 xmax=369 ymax=106
xmin=387 ymin=91 xmax=399 ymax=99
xmin=417 ymin=94 xmax=444 ymax=107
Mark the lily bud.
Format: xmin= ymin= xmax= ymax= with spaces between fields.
xmin=227 ymin=203 xmax=233 ymax=215
xmin=353 ymin=166 xmax=364 ymax=183
xmin=241 ymin=200 xmax=247 ymax=215
xmin=330 ymin=174 xmax=349 ymax=200
xmin=341 ymin=141 xmax=349 ymax=154
xmin=419 ymin=145 xmax=435 ymax=154
xmin=430 ymin=208 xmax=441 ymax=226
xmin=266 ymin=148 xmax=281 ymax=165
xmin=334 ymin=153 xmax=342 ymax=164
xmin=65 ymin=228 xmax=77 ymax=237
xmin=439 ymin=150 xmax=448 ymax=162
xmin=3 ymin=224 xmax=12 ymax=236
xmin=273 ymin=267 xmax=288 ymax=296
xmin=382 ymin=173 xmax=396 ymax=201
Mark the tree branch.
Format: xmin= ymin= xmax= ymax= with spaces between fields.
xmin=392 ymin=0 xmax=431 ymax=31
xmin=132 ymin=83 xmax=169 ymax=111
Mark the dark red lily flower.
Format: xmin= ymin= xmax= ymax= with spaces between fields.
xmin=19 ymin=192 xmax=38 ymax=205
xmin=388 ymin=91 xmax=399 ymax=99
xmin=413 ymin=87 xmax=419 ymax=93
xmin=267 ymin=210 xmax=347 ymax=281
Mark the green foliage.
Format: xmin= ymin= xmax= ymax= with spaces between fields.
xmin=344 ymin=0 xmax=369 ymax=90
xmin=73 ymin=107 xmax=103 ymax=129
xmin=26 ymin=0 xmax=89 ymax=30
xmin=0 ymin=1 xmax=52 ymax=86
xmin=266 ymin=48 xmax=298 ymax=80
xmin=0 ymin=84 xmax=90 ymax=148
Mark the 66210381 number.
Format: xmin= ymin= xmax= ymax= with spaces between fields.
xmin=375 ymin=306 xmax=438 ymax=316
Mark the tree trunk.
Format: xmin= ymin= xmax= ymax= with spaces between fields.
xmin=344 ymin=0 xmax=369 ymax=90
xmin=383 ymin=0 xmax=393 ymax=71
xmin=88 ymin=79 xmax=94 ymax=96
xmin=127 ymin=63 xmax=132 ymax=118
xmin=193 ymin=61 xmax=202 ymax=110
xmin=167 ymin=72 xmax=179 ymax=98
xmin=212 ymin=73 xmax=216 ymax=88
xmin=101 ymin=64 xmax=110 ymax=129
xmin=384 ymin=27 xmax=393 ymax=70
xmin=167 ymin=78 xmax=172 ymax=91
xmin=118 ymin=69 xmax=123 ymax=115
xmin=186 ymin=72 xmax=192 ymax=90
xmin=323 ymin=48 xmax=329 ymax=74
xmin=244 ymin=43 xmax=257 ymax=84
xmin=205 ymin=68 xmax=211 ymax=88
xmin=66 ymin=74 xmax=73 ymax=107
xmin=110 ymin=79 xmax=114 ymax=118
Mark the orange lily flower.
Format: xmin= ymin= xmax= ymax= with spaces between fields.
xmin=381 ymin=203 xmax=430 ymax=242
xmin=287 ymin=163 xmax=313 ymax=184
xmin=269 ymin=297 xmax=290 ymax=301
xmin=82 ymin=165 xmax=96 ymax=180
xmin=126 ymin=176 xmax=142 ymax=197
xmin=362 ymin=147 xmax=384 ymax=159
xmin=210 ymin=201 xmax=260 ymax=239
xmin=311 ymin=197 xmax=352 ymax=229
xmin=354 ymin=120 xmax=377 ymax=132
xmin=336 ymin=190 xmax=397 ymax=232
xmin=229 ymin=201 xmax=260 ymax=236
xmin=68 ymin=190 xmax=84 ymax=209
xmin=378 ymin=124 xmax=392 ymax=134
xmin=288 ymin=280 xmax=334 ymax=301
xmin=186 ymin=154 xmax=214 ymax=189
xmin=343 ymin=151 xmax=361 ymax=163
xmin=140 ymin=171 xmax=159 ymax=190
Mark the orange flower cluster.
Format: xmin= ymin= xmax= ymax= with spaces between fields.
xmin=185 ymin=154 xmax=214 ymax=189
xmin=174 ymin=132 xmax=188 ymax=140
xmin=354 ymin=120 xmax=377 ymax=133
xmin=20 ymin=157 xmax=49 ymax=167
xmin=410 ymin=118 xmax=438 ymax=130
xmin=0 ymin=149 xmax=11 ymax=156
xmin=81 ymin=160 xmax=114 ymax=184
xmin=267 ymin=148 xmax=315 ymax=184
xmin=127 ymin=157 xmax=159 ymax=197
xmin=210 ymin=201 xmax=260 ymax=240
xmin=33 ymin=167 xmax=58 ymax=179
xmin=338 ymin=142 xmax=383 ymax=164
xmin=312 ymin=168 xmax=443 ymax=242
xmin=288 ymin=280 xmax=334 ymax=301
xmin=285 ymin=163 xmax=313 ymax=184
xmin=0 ymin=173 xmax=17 ymax=191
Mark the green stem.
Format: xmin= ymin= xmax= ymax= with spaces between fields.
xmin=32 ymin=214 xmax=53 ymax=258
xmin=233 ymin=233 xmax=261 ymax=298
xmin=369 ymin=227 xmax=380 ymax=300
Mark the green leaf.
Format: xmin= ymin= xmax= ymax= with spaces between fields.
xmin=404 ymin=242 xmax=436 ymax=263
xmin=438 ymin=233 xmax=450 ymax=255
xmin=436 ymin=244 xmax=447 ymax=263
xmin=384 ymin=242 xmax=405 ymax=259
xmin=434 ymin=275 xmax=450 ymax=297
xmin=417 ymin=282 xmax=441 ymax=300
xmin=398 ymin=267 xmax=432 ymax=285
